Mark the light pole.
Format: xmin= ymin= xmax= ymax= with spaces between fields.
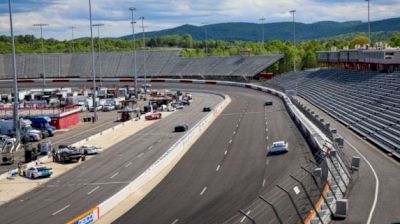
xmin=290 ymin=10 xmax=296 ymax=72
xmin=33 ymin=23 xmax=49 ymax=91
xmin=259 ymin=17 xmax=266 ymax=47
xmin=88 ymin=0 xmax=97 ymax=122
xmin=70 ymin=26 xmax=75 ymax=53
xmin=366 ymin=0 xmax=371 ymax=43
xmin=8 ymin=0 xmax=20 ymax=143
xmin=129 ymin=7 xmax=138 ymax=99
xmin=139 ymin=16 xmax=147 ymax=100
xmin=92 ymin=23 xmax=104 ymax=78
xmin=202 ymin=22 xmax=208 ymax=55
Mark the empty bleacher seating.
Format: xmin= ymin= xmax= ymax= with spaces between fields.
xmin=269 ymin=68 xmax=400 ymax=156
xmin=0 ymin=51 xmax=283 ymax=79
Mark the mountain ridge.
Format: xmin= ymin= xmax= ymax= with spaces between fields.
xmin=121 ymin=17 xmax=400 ymax=41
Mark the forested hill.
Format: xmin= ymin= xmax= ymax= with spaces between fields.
xmin=121 ymin=17 xmax=400 ymax=41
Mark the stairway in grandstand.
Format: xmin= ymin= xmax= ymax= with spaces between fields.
xmin=269 ymin=68 xmax=400 ymax=156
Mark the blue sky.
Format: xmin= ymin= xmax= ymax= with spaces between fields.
xmin=1 ymin=0 xmax=399 ymax=40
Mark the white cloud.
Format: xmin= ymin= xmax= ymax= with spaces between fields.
xmin=0 ymin=0 xmax=399 ymax=40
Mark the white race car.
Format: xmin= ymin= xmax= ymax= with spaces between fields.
xmin=269 ymin=141 xmax=289 ymax=155
xmin=79 ymin=145 xmax=101 ymax=155
xmin=24 ymin=165 xmax=53 ymax=179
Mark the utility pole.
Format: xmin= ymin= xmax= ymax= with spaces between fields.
xmin=92 ymin=23 xmax=104 ymax=78
xmin=129 ymin=7 xmax=138 ymax=99
xmin=290 ymin=10 xmax=296 ymax=72
xmin=366 ymin=0 xmax=371 ymax=44
xmin=139 ymin=16 xmax=147 ymax=100
xmin=259 ymin=17 xmax=266 ymax=46
xmin=33 ymin=23 xmax=49 ymax=92
xmin=202 ymin=22 xmax=208 ymax=55
xmin=8 ymin=0 xmax=20 ymax=143
xmin=70 ymin=26 xmax=75 ymax=53
xmin=88 ymin=0 xmax=97 ymax=122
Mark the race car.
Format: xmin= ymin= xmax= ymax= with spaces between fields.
xmin=23 ymin=165 xmax=53 ymax=179
xmin=268 ymin=141 xmax=289 ymax=155
xmin=79 ymin=145 xmax=101 ymax=155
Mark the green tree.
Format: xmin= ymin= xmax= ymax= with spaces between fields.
xmin=350 ymin=35 xmax=369 ymax=48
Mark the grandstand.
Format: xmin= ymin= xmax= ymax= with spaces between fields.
xmin=0 ymin=50 xmax=283 ymax=79
xmin=269 ymin=68 xmax=400 ymax=157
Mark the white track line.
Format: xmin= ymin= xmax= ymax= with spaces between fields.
xmin=229 ymin=139 xmax=233 ymax=144
xmin=148 ymin=145 xmax=154 ymax=150
xmin=345 ymin=139 xmax=379 ymax=224
xmin=240 ymin=211 xmax=251 ymax=223
xmin=137 ymin=152 xmax=145 ymax=158
xmin=200 ymin=187 xmax=207 ymax=196
xmin=87 ymin=186 xmax=100 ymax=195
xmin=216 ymin=165 xmax=221 ymax=172
xmin=125 ymin=161 xmax=132 ymax=168
xmin=171 ymin=219 xmax=179 ymax=224
xmin=262 ymin=179 xmax=266 ymax=187
xmin=110 ymin=172 xmax=119 ymax=179
xmin=224 ymin=150 xmax=228 ymax=155
xmin=52 ymin=204 xmax=70 ymax=216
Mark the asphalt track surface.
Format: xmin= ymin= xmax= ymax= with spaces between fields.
xmin=0 ymin=111 xmax=120 ymax=174
xmin=296 ymin=97 xmax=400 ymax=224
xmin=115 ymin=83 xmax=314 ymax=224
xmin=0 ymin=92 xmax=222 ymax=224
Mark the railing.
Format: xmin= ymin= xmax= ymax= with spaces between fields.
xmin=0 ymin=104 xmax=80 ymax=118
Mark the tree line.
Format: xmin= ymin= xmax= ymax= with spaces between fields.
xmin=1 ymin=32 xmax=400 ymax=73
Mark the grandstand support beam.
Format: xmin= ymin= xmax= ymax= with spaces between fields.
xmin=8 ymin=0 xmax=20 ymax=143
xmin=33 ymin=23 xmax=49 ymax=92
xmin=290 ymin=10 xmax=296 ymax=72
xmin=129 ymin=7 xmax=138 ymax=100
xmin=89 ymin=0 xmax=97 ymax=122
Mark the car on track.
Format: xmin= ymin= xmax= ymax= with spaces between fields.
xmin=203 ymin=107 xmax=212 ymax=112
xmin=23 ymin=165 xmax=53 ymax=179
xmin=79 ymin=145 xmax=101 ymax=155
xmin=265 ymin=101 xmax=273 ymax=106
xmin=174 ymin=124 xmax=189 ymax=132
xmin=145 ymin=112 xmax=162 ymax=120
xmin=268 ymin=141 xmax=288 ymax=155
